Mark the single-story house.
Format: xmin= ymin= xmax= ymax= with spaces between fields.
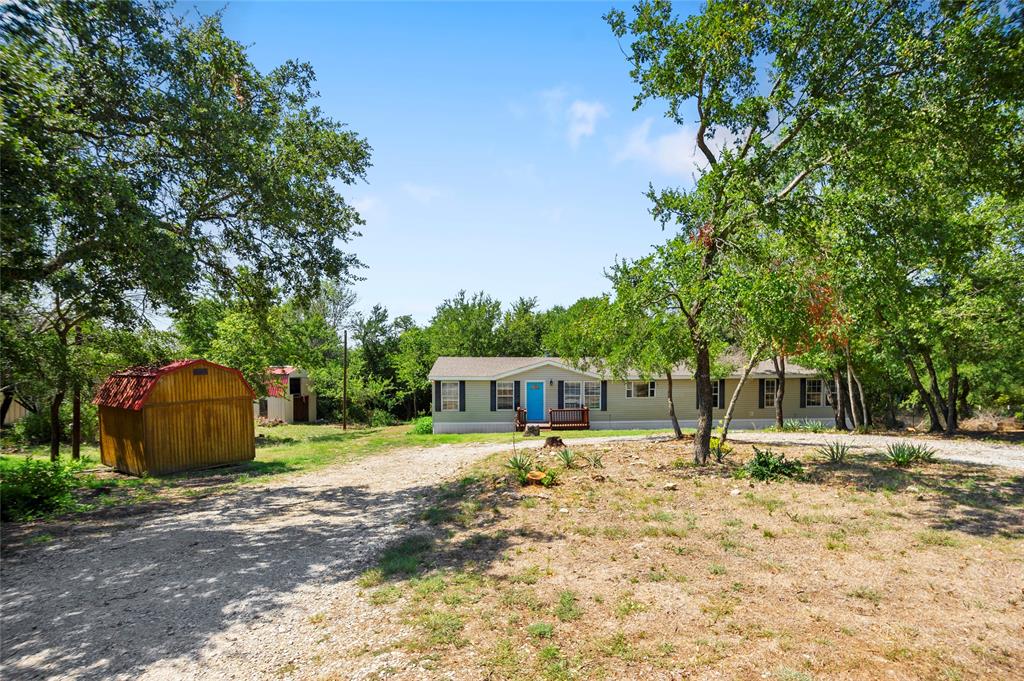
xmin=254 ymin=366 xmax=317 ymax=423
xmin=428 ymin=356 xmax=833 ymax=434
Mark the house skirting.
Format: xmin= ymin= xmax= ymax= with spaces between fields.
xmin=432 ymin=418 xmax=831 ymax=435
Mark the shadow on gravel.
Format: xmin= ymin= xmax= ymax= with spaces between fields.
xmin=0 ymin=467 xmax=531 ymax=680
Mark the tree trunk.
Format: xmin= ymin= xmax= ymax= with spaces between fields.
xmin=771 ymin=355 xmax=786 ymax=429
xmin=885 ymin=389 xmax=898 ymax=428
xmin=412 ymin=390 xmax=418 ymax=417
xmin=957 ymin=377 xmax=970 ymax=419
xmin=693 ymin=341 xmax=713 ymax=465
xmin=945 ymin=360 xmax=959 ymax=435
xmin=72 ymin=388 xmax=81 ymax=460
xmin=719 ymin=349 xmax=762 ymax=444
xmin=851 ymin=365 xmax=869 ymax=427
xmin=0 ymin=389 xmax=12 ymax=430
xmin=49 ymin=392 xmax=65 ymax=462
xmin=844 ymin=349 xmax=860 ymax=430
xmin=903 ymin=356 xmax=943 ymax=432
xmin=922 ymin=351 xmax=948 ymax=418
xmin=665 ymin=371 xmax=684 ymax=439
xmin=832 ymin=368 xmax=848 ymax=430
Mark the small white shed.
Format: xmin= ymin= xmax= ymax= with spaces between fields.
xmin=254 ymin=366 xmax=318 ymax=423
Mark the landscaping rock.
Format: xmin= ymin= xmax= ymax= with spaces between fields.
xmin=663 ymin=482 xmax=678 ymax=491
xmin=523 ymin=425 xmax=541 ymax=436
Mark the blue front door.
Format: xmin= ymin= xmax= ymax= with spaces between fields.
xmin=526 ymin=381 xmax=545 ymax=422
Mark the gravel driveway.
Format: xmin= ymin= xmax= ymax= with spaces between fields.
xmin=3 ymin=431 xmax=1020 ymax=680
xmin=728 ymin=431 xmax=1024 ymax=469
xmin=0 ymin=434 xmax=662 ymax=680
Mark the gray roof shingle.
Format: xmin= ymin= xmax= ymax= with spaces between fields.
xmin=428 ymin=354 xmax=820 ymax=380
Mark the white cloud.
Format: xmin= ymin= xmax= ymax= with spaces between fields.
xmin=352 ymin=195 xmax=384 ymax=220
xmin=614 ymin=118 xmax=739 ymax=180
xmin=567 ymin=100 xmax=608 ymax=148
xmin=401 ymin=183 xmax=443 ymax=204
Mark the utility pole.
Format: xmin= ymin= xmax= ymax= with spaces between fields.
xmin=72 ymin=325 xmax=82 ymax=460
xmin=342 ymin=329 xmax=348 ymax=430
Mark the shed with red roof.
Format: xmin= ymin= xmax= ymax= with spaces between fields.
xmin=94 ymin=359 xmax=256 ymax=476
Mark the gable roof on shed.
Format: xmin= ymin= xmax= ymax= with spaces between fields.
xmin=93 ymin=359 xmax=255 ymax=411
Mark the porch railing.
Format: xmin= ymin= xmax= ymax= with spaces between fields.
xmin=548 ymin=407 xmax=589 ymax=430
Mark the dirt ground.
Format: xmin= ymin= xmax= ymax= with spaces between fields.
xmin=1 ymin=434 xmax=1022 ymax=680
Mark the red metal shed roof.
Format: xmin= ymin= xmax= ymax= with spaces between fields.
xmin=93 ymin=359 xmax=255 ymax=411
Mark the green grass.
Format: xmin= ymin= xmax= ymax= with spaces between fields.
xmin=1 ymin=423 xmax=676 ymax=522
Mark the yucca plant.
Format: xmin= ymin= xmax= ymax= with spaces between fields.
xmin=885 ymin=442 xmax=933 ymax=467
xmin=584 ymin=452 xmax=604 ymax=469
xmin=557 ymin=449 xmax=577 ymax=469
xmin=506 ymin=452 xmax=535 ymax=478
xmin=816 ymin=441 xmax=851 ymax=463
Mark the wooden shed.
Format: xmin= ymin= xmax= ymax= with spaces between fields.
xmin=94 ymin=359 xmax=256 ymax=476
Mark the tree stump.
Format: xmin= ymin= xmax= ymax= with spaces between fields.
xmin=523 ymin=425 xmax=541 ymax=436
xmin=543 ymin=436 xmax=565 ymax=448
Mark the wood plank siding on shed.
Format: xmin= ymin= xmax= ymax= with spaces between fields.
xmin=96 ymin=360 xmax=255 ymax=476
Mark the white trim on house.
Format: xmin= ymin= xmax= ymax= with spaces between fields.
xmin=432 ymin=418 xmax=833 ymax=434
xmin=491 ymin=359 xmax=602 ymax=381
xmin=626 ymin=380 xmax=657 ymax=398
xmin=495 ymin=380 xmax=515 ymax=410
xmin=440 ymin=381 xmax=460 ymax=411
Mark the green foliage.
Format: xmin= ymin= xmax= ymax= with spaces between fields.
xmin=556 ymin=449 xmax=577 ymax=469
xmin=13 ymin=402 xmax=98 ymax=446
xmin=742 ymin=447 xmax=804 ymax=482
xmin=555 ymin=591 xmax=582 ymax=622
xmin=884 ymin=443 xmax=936 ymax=467
xmin=583 ymin=452 xmax=604 ymax=469
xmin=816 ymin=441 xmax=851 ymax=464
xmin=709 ymin=437 xmax=733 ymax=463
xmin=1 ymin=457 xmax=82 ymax=521
xmin=410 ymin=416 xmax=433 ymax=435
xmin=505 ymin=453 xmax=535 ymax=483
xmin=527 ymin=622 xmax=554 ymax=639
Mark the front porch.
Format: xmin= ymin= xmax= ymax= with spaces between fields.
xmin=516 ymin=406 xmax=590 ymax=431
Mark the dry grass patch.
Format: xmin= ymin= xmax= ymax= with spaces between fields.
xmin=338 ymin=439 xmax=1023 ymax=679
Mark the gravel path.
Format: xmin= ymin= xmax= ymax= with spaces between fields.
xmin=729 ymin=431 xmax=1024 ymax=469
xmin=0 ymin=434 xmax=663 ymax=680
xmin=3 ymin=431 xmax=1020 ymax=680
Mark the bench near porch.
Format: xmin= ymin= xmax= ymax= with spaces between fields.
xmin=515 ymin=407 xmax=590 ymax=431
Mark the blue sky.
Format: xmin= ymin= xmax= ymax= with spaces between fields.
xmin=201 ymin=1 xmax=705 ymax=323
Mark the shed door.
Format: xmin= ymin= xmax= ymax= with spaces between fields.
xmin=293 ymin=395 xmax=309 ymax=422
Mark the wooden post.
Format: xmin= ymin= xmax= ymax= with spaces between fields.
xmin=342 ymin=329 xmax=348 ymax=430
xmin=72 ymin=326 xmax=82 ymax=460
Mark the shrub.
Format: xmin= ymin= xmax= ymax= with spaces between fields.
xmin=885 ymin=442 xmax=936 ymax=467
xmin=742 ymin=447 xmax=804 ymax=481
xmin=710 ymin=437 xmax=733 ymax=463
xmin=369 ymin=410 xmax=398 ymax=427
xmin=505 ymin=452 xmax=534 ymax=485
xmin=540 ymin=467 xmax=560 ymax=487
xmin=9 ymin=402 xmax=99 ymax=446
xmin=816 ymin=441 xmax=851 ymax=463
xmin=1 ymin=457 xmax=82 ymax=521
xmin=409 ymin=416 xmax=433 ymax=435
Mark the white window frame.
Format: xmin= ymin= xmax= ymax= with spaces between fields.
xmin=564 ymin=381 xmax=583 ymax=409
xmin=495 ymin=381 xmax=514 ymax=410
xmin=763 ymin=379 xmax=778 ymax=409
xmin=441 ymin=381 xmax=460 ymax=411
xmin=583 ymin=381 xmax=601 ymax=410
xmin=805 ymin=378 xmax=823 ymax=407
xmin=626 ymin=380 xmax=656 ymax=398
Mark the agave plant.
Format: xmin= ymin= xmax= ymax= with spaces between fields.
xmin=557 ymin=449 xmax=577 ymax=469
xmin=816 ymin=441 xmax=851 ymax=463
xmin=505 ymin=452 xmax=534 ymax=476
xmin=884 ymin=442 xmax=935 ymax=467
